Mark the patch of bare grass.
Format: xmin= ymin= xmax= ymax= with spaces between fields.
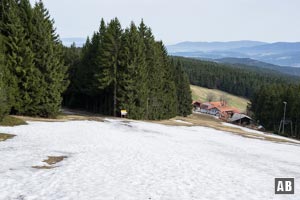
xmin=0 ymin=133 xmax=15 ymax=142
xmin=32 ymin=165 xmax=56 ymax=169
xmin=156 ymin=113 xmax=299 ymax=144
xmin=43 ymin=156 xmax=67 ymax=165
xmin=154 ymin=113 xmax=221 ymax=128
xmin=13 ymin=109 xmax=105 ymax=123
xmin=32 ymin=156 xmax=67 ymax=170
xmin=0 ymin=116 xmax=27 ymax=127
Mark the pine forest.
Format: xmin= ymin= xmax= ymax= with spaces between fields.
xmin=0 ymin=0 xmax=192 ymax=120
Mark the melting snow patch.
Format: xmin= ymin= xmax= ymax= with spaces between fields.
xmin=173 ymin=119 xmax=193 ymax=125
xmin=222 ymin=122 xmax=300 ymax=144
xmin=0 ymin=120 xmax=299 ymax=199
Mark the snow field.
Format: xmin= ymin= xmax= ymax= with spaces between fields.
xmin=0 ymin=119 xmax=299 ymax=200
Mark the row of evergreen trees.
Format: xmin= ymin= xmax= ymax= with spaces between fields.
xmin=0 ymin=0 xmax=68 ymax=118
xmin=63 ymin=19 xmax=192 ymax=119
xmin=250 ymin=84 xmax=300 ymax=139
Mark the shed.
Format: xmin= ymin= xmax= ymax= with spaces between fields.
xmin=192 ymin=101 xmax=201 ymax=111
xmin=218 ymin=107 xmax=240 ymax=119
xmin=229 ymin=113 xmax=252 ymax=125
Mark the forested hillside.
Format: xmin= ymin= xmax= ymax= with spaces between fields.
xmin=250 ymin=84 xmax=300 ymax=139
xmin=215 ymin=57 xmax=300 ymax=77
xmin=175 ymin=57 xmax=299 ymax=98
xmin=63 ymin=19 xmax=192 ymax=119
xmin=0 ymin=0 xmax=68 ymax=118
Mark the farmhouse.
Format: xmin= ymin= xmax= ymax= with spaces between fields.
xmin=197 ymin=101 xmax=241 ymax=120
xmin=194 ymin=100 xmax=252 ymax=126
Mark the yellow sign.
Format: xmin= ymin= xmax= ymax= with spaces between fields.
xmin=121 ymin=110 xmax=127 ymax=115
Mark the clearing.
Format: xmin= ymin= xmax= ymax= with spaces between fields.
xmin=191 ymin=85 xmax=250 ymax=112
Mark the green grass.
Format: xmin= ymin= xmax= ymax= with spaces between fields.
xmin=191 ymin=85 xmax=250 ymax=112
xmin=0 ymin=116 xmax=27 ymax=127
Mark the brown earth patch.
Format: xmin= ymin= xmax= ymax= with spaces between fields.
xmin=32 ymin=156 xmax=67 ymax=170
xmin=0 ymin=133 xmax=15 ymax=142
xmin=32 ymin=165 xmax=56 ymax=169
xmin=13 ymin=108 xmax=106 ymax=123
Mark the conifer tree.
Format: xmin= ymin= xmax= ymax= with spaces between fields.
xmin=30 ymin=1 xmax=68 ymax=117
xmin=62 ymin=42 xmax=81 ymax=106
xmin=156 ymin=41 xmax=178 ymax=119
xmin=2 ymin=0 xmax=41 ymax=114
xmin=96 ymin=18 xmax=123 ymax=116
xmin=138 ymin=22 xmax=164 ymax=119
xmin=118 ymin=22 xmax=147 ymax=119
xmin=174 ymin=60 xmax=192 ymax=116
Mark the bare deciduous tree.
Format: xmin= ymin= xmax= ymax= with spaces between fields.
xmin=206 ymin=93 xmax=216 ymax=102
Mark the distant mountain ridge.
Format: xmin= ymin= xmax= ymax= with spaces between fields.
xmin=167 ymin=41 xmax=267 ymax=52
xmin=167 ymin=41 xmax=300 ymax=68
xmin=215 ymin=57 xmax=300 ymax=77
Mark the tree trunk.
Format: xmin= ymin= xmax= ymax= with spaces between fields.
xmin=113 ymin=63 xmax=117 ymax=117
xmin=113 ymin=80 xmax=117 ymax=117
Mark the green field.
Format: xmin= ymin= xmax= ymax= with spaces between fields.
xmin=190 ymin=85 xmax=250 ymax=112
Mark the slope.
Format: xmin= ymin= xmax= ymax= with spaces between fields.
xmin=175 ymin=56 xmax=300 ymax=99
xmin=0 ymin=119 xmax=299 ymax=199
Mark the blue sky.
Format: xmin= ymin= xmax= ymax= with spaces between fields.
xmin=30 ymin=0 xmax=300 ymax=45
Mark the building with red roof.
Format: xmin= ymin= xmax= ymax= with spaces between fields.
xmin=199 ymin=101 xmax=240 ymax=119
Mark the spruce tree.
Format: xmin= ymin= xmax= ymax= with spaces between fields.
xmin=138 ymin=22 xmax=163 ymax=119
xmin=118 ymin=22 xmax=147 ymax=119
xmin=2 ymin=0 xmax=41 ymax=114
xmin=62 ymin=42 xmax=81 ymax=107
xmin=96 ymin=18 xmax=123 ymax=116
xmin=174 ymin=60 xmax=192 ymax=117
xmin=31 ymin=1 xmax=68 ymax=117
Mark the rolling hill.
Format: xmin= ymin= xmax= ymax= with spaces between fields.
xmin=167 ymin=41 xmax=300 ymax=67
xmin=215 ymin=57 xmax=300 ymax=77
xmin=167 ymin=41 xmax=266 ymax=53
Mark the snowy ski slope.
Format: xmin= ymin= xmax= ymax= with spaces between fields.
xmin=0 ymin=119 xmax=299 ymax=200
